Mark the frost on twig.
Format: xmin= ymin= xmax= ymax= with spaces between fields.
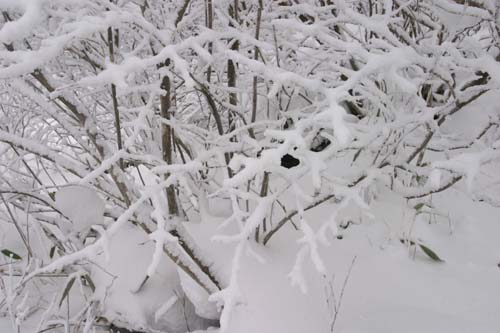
xmin=0 ymin=0 xmax=499 ymax=331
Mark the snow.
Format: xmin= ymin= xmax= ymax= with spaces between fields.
xmin=55 ymin=185 xmax=105 ymax=234
xmin=178 ymin=269 xmax=219 ymax=320
xmin=90 ymin=224 xmax=216 ymax=333
xmin=187 ymin=188 xmax=500 ymax=333
xmin=1 ymin=0 xmax=500 ymax=332
xmin=3 ymin=159 xmax=500 ymax=333
xmin=0 ymin=0 xmax=44 ymax=45
xmin=164 ymin=175 xmax=498 ymax=333
xmin=154 ymin=295 xmax=178 ymax=324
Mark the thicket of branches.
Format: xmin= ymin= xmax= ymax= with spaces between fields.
xmin=0 ymin=0 xmax=499 ymax=332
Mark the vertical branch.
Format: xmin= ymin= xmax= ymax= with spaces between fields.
xmin=227 ymin=0 xmax=240 ymax=132
xmin=107 ymin=26 xmax=124 ymax=170
xmin=249 ymin=0 xmax=263 ymax=139
xmin=254 ymin=171 xmax=269 ymax=242
xmin=206 ymin=0 xmax=213 ymax=82
xmin=191 ymin=75 xmax=234 ymax=178
xmin=253 ymin=1 xmax=267 ymax=242
xmin=158 ymin=0 xmax=194 ymax=217
xmin=227 ymin=59 xmax=237 ymax=130
xmin=160 ymin=73 xmax=179 ymax=216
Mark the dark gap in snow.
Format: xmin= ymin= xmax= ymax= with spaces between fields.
xmin=281 ymin=154 xmax=300 ymax=169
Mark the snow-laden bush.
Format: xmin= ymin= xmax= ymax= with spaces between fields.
xmin=0 ymin=0 xmax=499 ymax=332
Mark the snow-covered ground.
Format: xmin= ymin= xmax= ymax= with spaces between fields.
xmin=184 ymin=186 xmax=500 ymax=333
xmin=3 ymin=179 xmax=499 ymax=333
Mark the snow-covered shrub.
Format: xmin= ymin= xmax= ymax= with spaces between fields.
xmin=0 ymin=0 xmax=499 ymax=332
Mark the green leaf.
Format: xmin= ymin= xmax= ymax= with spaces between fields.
xmin=82 ymin=274 xmax=95 ymax=292
xmin=352 ymin=148 xmax=363 ymax=163
xmin=131 ymin=275 xmax=150 ymax=294
xmin=418 ymin=244 xmax=444 ymax=262
xmin=1 ymin=249 xmax=22 ymax=260
xmin=59 ymin=277 xmax=76 ymax=307
xmin=414 ymin=203 xmax=434 ymax=214
xmin=414 ymin=203 xmax=425 ymax=210
xmin=49 ymin=246 xmax=56 ymax=259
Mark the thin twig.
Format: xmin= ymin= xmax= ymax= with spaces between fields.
xmin=330 ymin=256 xmax=357 ymax=332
